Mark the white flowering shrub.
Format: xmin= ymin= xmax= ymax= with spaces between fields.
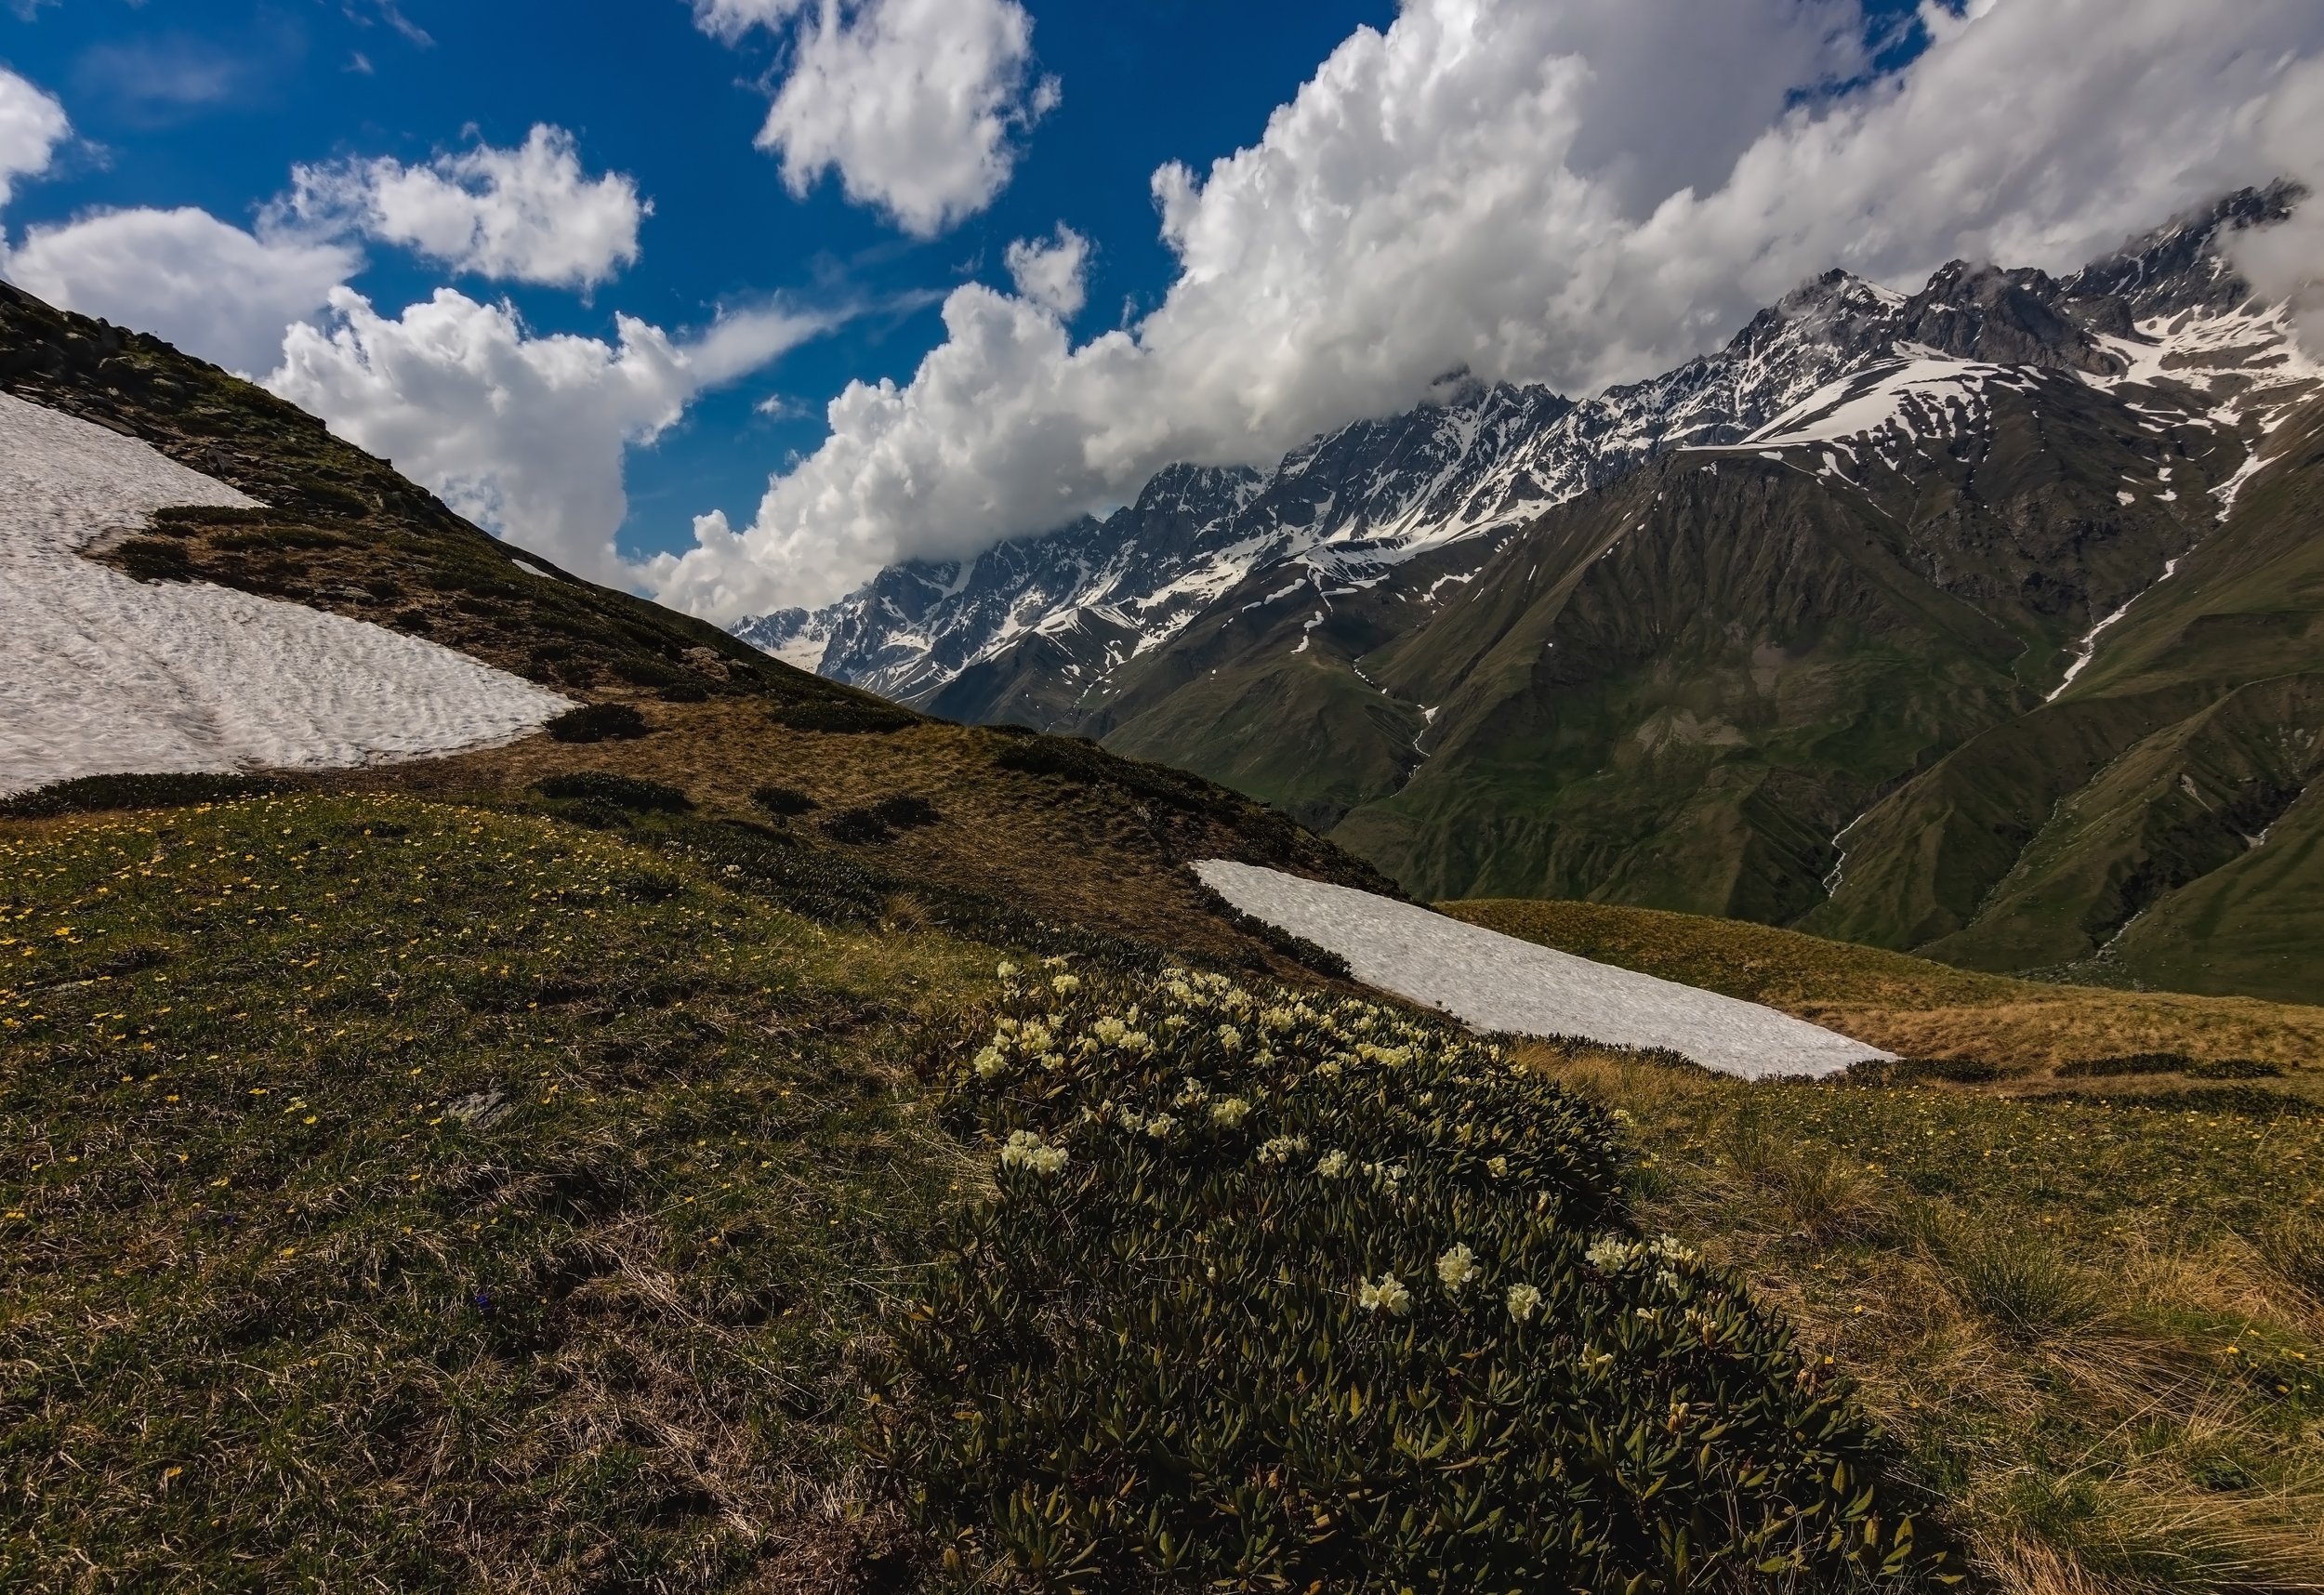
xmin=890 ymin=968 xmax=1943 ymax=1588
xmin=1435 ymin=1242 xmax=1482 ymax=1297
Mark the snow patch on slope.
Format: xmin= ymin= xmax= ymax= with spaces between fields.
xmin=1727 ymin=357 xmax=2015 ymax=452
xmin=0 ymin=390 xmax=571 ymax=797
xmin=1196 ymin=861 xmax=1892 ymax=1080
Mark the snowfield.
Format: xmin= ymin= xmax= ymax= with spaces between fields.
xmin=0 ymin=390 xmax=572 ymax=798
xmin=1196 ymin=860 xmax=1894 ymax=1080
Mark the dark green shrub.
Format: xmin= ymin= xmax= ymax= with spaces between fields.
xmin=290 ymin=481 xmax=373 ymax=520
xmin=670 ymin=817 xmax=887 ymax=924
xmin=889 ymin=970 xmax=1946 ymax=1589
xmin=994 ymin=732 xmax=1221 ymax=815
xmin=989 ymin=733 xmax=1363 ymax=890
xmin=533 ymin=772 xmax=693 ymax=813
xmin=613 ymin=657 xmax=686 ymax=690
xmin=2072 ymin=1087 xmax=2319 ymax=1118
xmin=772 ymin=696 xmax=917 ymax=734
xmin=821 ymin=807 xmax=894 ymax=845
xmin=559 ymin=799 xmax=633 ymax=831
xmin=0 ymin=772 xmax=283 ymax=819
xmin=114 ymin=537 xmax=193 ymax=582
xmin=750 ymin=785 xmax=818 ymax=817
xmin=150 ymin=505 xmax=277 ymax=528
xmin=868 ymin=795 xmax=942 ymax=830
xmin=2186 ymin=1058 xmax=2284 ymax=1080
xmin=546 ymin=704 xmax=648 ymax=744
xmin=2055 ymin=1053 xmax=2194 ymax=1079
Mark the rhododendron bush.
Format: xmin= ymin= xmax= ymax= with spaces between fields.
xmin=882 ymin=966 xmax=1947 ymax=1589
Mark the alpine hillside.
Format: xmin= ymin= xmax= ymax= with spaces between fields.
xmin=742 ymin=189 xmax=2324 ymax=1002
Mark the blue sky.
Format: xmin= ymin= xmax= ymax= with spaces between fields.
xmin=1 ymin=0 xmax=2315 ymax=617
xmin=0 ymin=0 xmax=1409 ymax=561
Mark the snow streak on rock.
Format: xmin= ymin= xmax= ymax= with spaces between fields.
xmin=0 ymin=390 xmax=572 ymax=797
xmin=1196 ymin=860 xmax=1893 ymax=1080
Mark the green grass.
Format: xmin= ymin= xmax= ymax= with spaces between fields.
xmin=0 ymin=794 xmax=991 ymax=1590
xmin=7 ymin=796 xmax=2319 ymax=1592
xmin=1445 ymin=897 xmax=2324 ymax=1074
xmin=1527 ymin=1044 xmax=2324 ymax=1592
xmin=0 ymin=795 xmax=1972 ymax=1593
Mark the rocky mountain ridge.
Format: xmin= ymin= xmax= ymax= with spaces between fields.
xmin=739 ymin=188 xmax=2324 ymax=1000
xmin=741 ymin=189 xmax=2301 ymax=723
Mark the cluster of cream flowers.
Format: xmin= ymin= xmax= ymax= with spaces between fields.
xmin=1257 ymin=1134 xmax=1309 ymax=1166
xmin=1587 ymin=1233 xmax=1699 ymax=1273
xmin=1435 ymin=1244 xmax=1482 ymax=1296
xmin=998 ymin=1129 xmax=1069 ymax=1177
xmin=1356 ymin=1245 xmax=1551 ymax=1325
xmin=975 ymin=963 xmax=1614 ymax=1342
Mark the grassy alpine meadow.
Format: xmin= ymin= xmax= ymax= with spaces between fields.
xmin=1452 ymin=897 xmax=2324 ymax=1588
xmin=1521 ymin=1044 xmax=2324 ymax=1593
xmin=1443 ymin=899 xmax=2324 ymax=1074
xmin=889 ymin=969 xmax=1953 ymax=1591
xmin=0 ymin=791 xmax=998 ymax=1590
xmin=16 ymin=793 xmax=2312 ymax=1593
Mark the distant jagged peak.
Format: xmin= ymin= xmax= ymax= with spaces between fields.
xmin=1892 ymin=259 xmax=2118 ymax=375
xmin=2066 ymin=181 xmax=2304 ymax=321
xmin=1129 ymin=460 xmax=1265 ymax=520
xmin=740 ymin=184 xmax=2317 ymax=718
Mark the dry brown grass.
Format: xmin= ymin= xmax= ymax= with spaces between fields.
xmin=1520 ymin=1038 xmax=2324 ymax=1594
xmin=1449 ymin=898 xmax=2324 ymax=1072
xmin=314 ymin=698 xmax=1372 ymax=981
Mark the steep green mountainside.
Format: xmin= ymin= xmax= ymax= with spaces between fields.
xmin=886 ymin=198 xmax=2324 ymax=1000
xmin=1095 ymin=362 xmax=2243 ymax=926
xmin=1807 ymin=392 xmax=2324 ymax=1001
xmin=1337 ymin=370 xmax=2238 ymax=921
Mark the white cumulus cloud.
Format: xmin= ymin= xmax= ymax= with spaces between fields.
xmin=649 ymin=0 xmax=2324 ymax=622
xmin=284 ymin=125 xmax=649 ymax=290
xmin=1005 ymin=224 xmax=1089 ymax=321
xmin=0 ymin=65 xmax=70 ymax=209
xmin=266 ymin=289 xmax=833 ymax=585
xmin=691 ymin=0 xmax=812 ymax=40
xmin=3 ymin=206 xmax=361 ymax=376
xmin=701 ymin=0 xmax=1057 ymax=237
xmin=2226 ymin=53 xmax=2324 ymax=350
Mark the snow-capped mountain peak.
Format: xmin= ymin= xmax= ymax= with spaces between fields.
xmin=737 ymin=186 xmax=2312 ymax=718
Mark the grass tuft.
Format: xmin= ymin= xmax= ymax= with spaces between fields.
xmin=1933 ymin=1233 xmax=2104 ymax=1340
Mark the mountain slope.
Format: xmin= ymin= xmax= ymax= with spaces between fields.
xmin=1806 ymin=387 xmax=2324 ymax=1000
xmin=746 ymin=188 xmax=2324 ymax=999
xmin=0 ymin=279 xmax=1394 ymax=973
